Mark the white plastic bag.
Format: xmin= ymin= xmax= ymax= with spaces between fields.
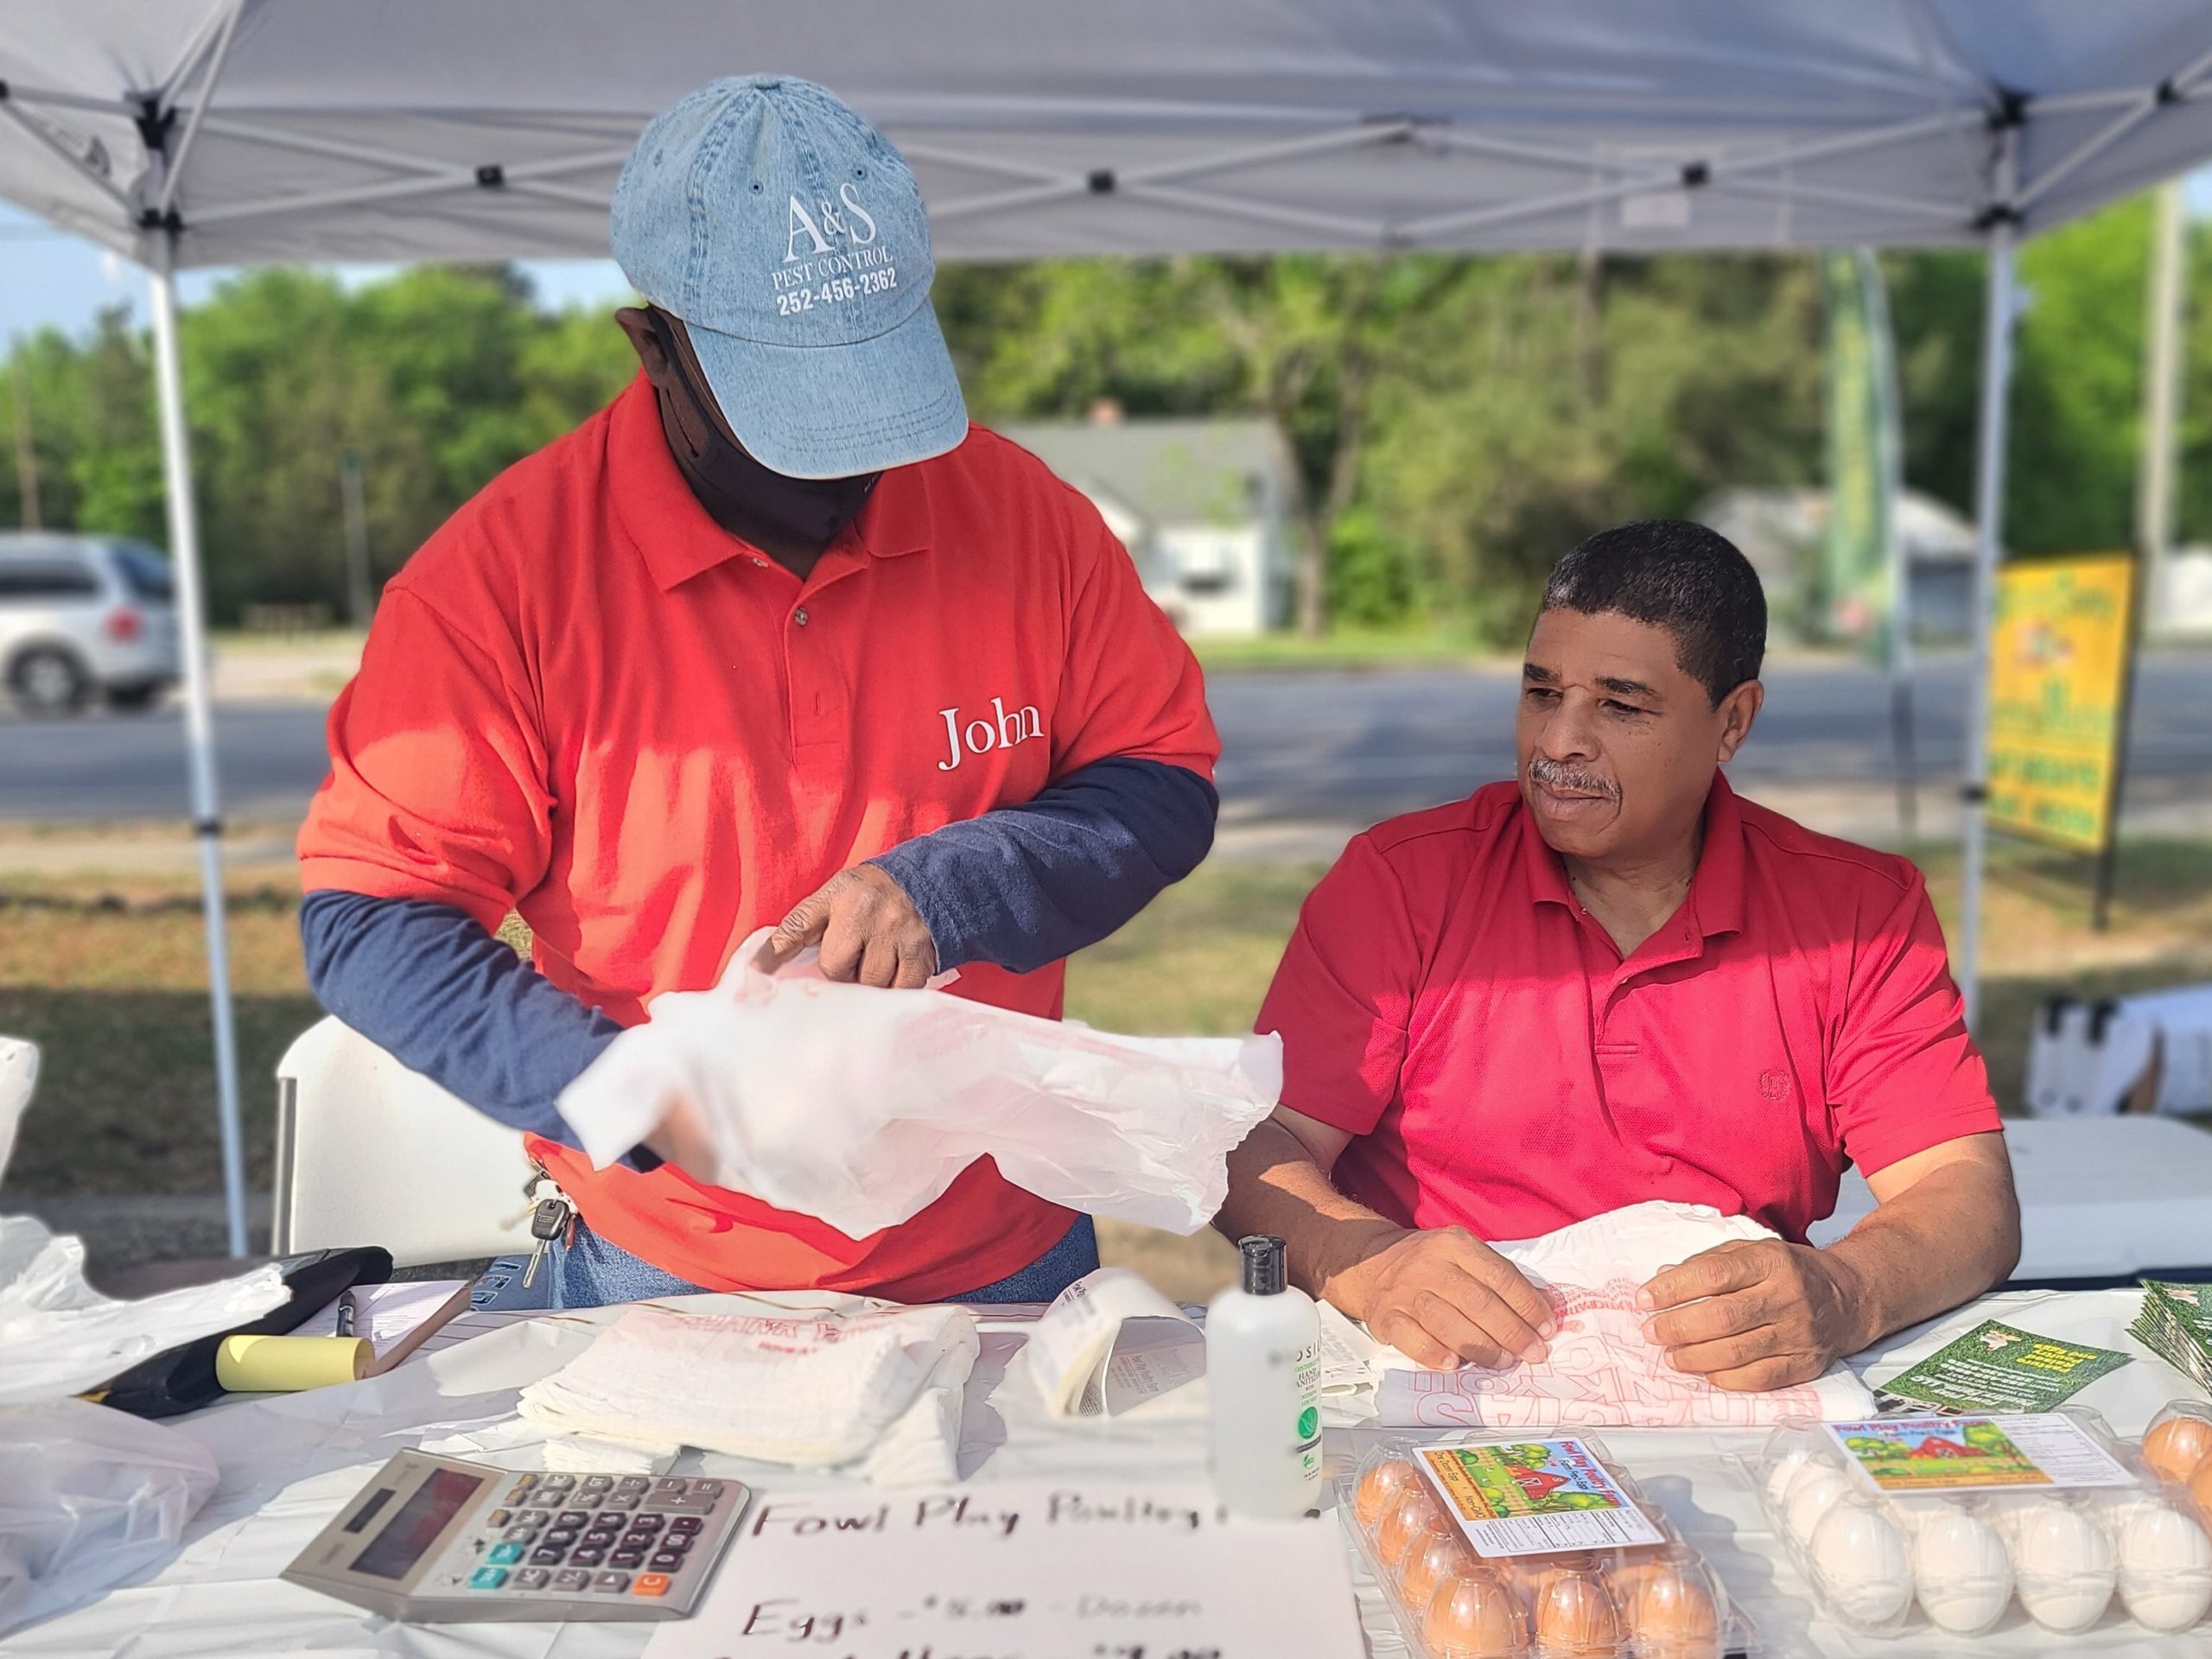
xmin=0 ymin=1038 xmax=281 ymax=1636
xmin=1370 ymin=1203 xmax=1879 ymax=1427
xmin=558 ymin=929 xmax=1281 ymax=1238
xmin=0 ymin=1037 xmax=36 ymax=1185
xmin=0 ymin=1398 xmax=218 ymax=1637
xmin=0 ymin=1039 xmax=288 ymax=1406
xmin=0 ymin=1217 xmax=288 ymax=1407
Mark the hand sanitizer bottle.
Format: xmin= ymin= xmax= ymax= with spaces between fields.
xmin=1206 ymin=1234 xmax=1321 ymax=1519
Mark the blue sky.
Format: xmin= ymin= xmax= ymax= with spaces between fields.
xmin=9 ymin=175 xmax=2212 ymax=340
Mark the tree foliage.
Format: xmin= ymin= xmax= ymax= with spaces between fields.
xmin=0 ymin=193 xmax=2191 ymax=634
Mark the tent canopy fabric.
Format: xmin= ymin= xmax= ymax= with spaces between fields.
xmin=8 ymin=2 xmax=2212 ymax=1257
xmin=7 ymin=1 xmax=2212 ymax=270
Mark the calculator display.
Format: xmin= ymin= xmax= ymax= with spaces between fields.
xmin=353 ymin=1469 xmax=488 ymax=1580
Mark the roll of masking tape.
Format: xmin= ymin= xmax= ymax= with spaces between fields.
xmin=215 ymin=1333 xmax=372 ymax=1393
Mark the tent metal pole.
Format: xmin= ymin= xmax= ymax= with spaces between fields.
xmin=2139 ymin=177 xmax=2184 ymax=624
xmin=2013 ymin=45 xmax=2212 ymax=215
xmin=184 ymin=142 xmax=639 ymax=229
xmin=1960 ymin=139 xmax=2019 ymax=1035
xmin=1718 ymin=175 xmax=1961 ymax=224
xmin=0 ymin=99 xmax=138 ymax=214
xmin=1402 ymin=168 xmax=1678 ymax=241
xmin=156 ymin=0 xmax=247 ymax=215
xmin=1859 ymin=246 xmax=1919 ymax=840
xmin=931 ymin=121 xmax=1411 ymax=229
xmin=0 ymin=82 xmax=142 ymax=115
xmin=148 ymin=248 xmax=250 ymax=1257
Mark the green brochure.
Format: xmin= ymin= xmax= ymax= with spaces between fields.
xmin=2132 ymin=1282 xmax=2212 ymax=1394
xmin=1878 ymin=1319 xmax=2133 ymax=1413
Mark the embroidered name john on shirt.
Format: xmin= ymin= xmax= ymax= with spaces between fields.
xmin=938 ymin=698 xmax=1044 ymax=770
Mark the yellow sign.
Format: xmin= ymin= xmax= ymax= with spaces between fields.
xmin=1985 ymin=553 xmax=2136 ymax=853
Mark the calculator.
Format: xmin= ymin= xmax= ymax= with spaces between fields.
xmin=282 ymin=1450 xmax=748 ymax=1622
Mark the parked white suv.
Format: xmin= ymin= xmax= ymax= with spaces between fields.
xmin=0 ymin=534 xmax=182 ymax=715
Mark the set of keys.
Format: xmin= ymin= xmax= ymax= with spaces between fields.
xmin=512 ymin=1164 xmax=575 ymax=1290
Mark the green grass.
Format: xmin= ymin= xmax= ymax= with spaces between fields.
xmin=3 ymin=844 xmax=2209 ymax=1201
xmin=1066 ymin=862 xmax=1323 ymax=1033
xmin=0 ymin=887 xmax=315 ymax=1194
xmin=207 ymin=627 xmax=366 ymax=655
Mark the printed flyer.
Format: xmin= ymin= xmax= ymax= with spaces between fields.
xmin=1877 ymin=1319 xmax=2132 ymax=1413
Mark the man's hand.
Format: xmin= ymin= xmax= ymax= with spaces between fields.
xmin=1336 ymin=1224 xmax=1556 ymax=1371
xmin=1639 ymin=1239 xmax=1867 ymax=1391
xmin=766 ymin=865 xmax=938 ymax=988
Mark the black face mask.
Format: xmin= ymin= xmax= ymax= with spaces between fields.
xmin=646 ymin=308 xmax=880 ymax=550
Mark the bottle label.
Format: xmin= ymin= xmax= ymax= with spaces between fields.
xmin=1293 ymin=1342 xmax=1321 ymax=1479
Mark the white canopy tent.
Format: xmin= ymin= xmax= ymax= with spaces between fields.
xmin=6 ymin=1 xmax=2212 ymax=1254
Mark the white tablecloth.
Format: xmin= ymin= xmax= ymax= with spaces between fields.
xmin=4 ymin=1287 xmax=2205 ymax=1658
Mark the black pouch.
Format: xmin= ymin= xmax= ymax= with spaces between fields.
xmin=93 ymin=1246 xmax=395 ymax=1419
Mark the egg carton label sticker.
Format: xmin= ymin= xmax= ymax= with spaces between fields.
xmin=1825 ymin=1413 xmax=2134 ymax=1495
xmin=1414 ymin=1439 xmax=1665 ymax=1558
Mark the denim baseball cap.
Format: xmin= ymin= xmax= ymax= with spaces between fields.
xmin=611 ymin=76 xmax=967 ymax=479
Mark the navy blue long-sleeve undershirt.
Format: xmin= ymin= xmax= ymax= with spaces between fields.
xmin=298 ymin=755 xmax=1217 ymax=1151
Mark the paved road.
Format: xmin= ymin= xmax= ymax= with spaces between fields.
xmin=1210 ymin=652 xmax=2212 ymax=833
xmin=2 ymin=654 xmax=2207 ymax=835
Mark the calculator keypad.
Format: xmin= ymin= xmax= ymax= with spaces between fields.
xmin=450 ymin=1474 xmax=734 ymax=1611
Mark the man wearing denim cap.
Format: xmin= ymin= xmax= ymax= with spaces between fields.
xmin=296 ymin=77 xmax=1222 ymax=1309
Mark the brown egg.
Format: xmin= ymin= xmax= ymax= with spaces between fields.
xmin=2144 ymin=1415 xmax=2212 ymax=1487
xmin=1377 ymin=1484 xmax=1448 ymax=1572
xmin=1627 ymin=1560 xmax=1721 ymax=1658
xmin=1531 ymin=1566 xmax=1622 ymax=1657
xmin=2187 ymin=1456 xmax=2212 ymax=1525
xmin=1400 ymin=1529 xmax=1476 ymax=1619
xmin=1354 ymin=1457 xmax=1421 ymax=1535
xmin=1422 ymin=1565 xmax=1531 ymax=1659
xmin=1600 ymin=1544 xmax=1667 ymax=1612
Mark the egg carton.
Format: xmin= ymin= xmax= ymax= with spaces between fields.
xmin=1744 ymin=1408 xmax=2212 ymax=1640
xmin=1338 ymin=1435 xmax=1764 ymax=1658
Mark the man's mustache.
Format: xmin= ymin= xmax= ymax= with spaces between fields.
xmin=1527 ymin=757 xmax=1620 ymax=799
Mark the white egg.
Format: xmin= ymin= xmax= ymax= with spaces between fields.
xmin=1909 ymin=1505 xmax=2013 ymax=1635
xmin=2117 ymin=1503 xmax=2212 ymax=1633
xmin=1763 ymin=1448 xmax=1815 ymax=1515
xmin=1886 ymin=1494 xmax=1961 ymax=1541
xmin=2082 ymin=1488 xmax=2164 ymax=1540
xmin=1808 ymin=1503 xmax=1915 ymax=1628
xmin=1983 ymin=1495 xmax=2040 ymax=1553
xmin=1783 ymin=1464 xmax=1856 ymax=1551
xmin=2011 ymin=1498 xmax=2119 ymax=1634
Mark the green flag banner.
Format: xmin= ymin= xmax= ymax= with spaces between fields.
xmin=1819 ymin=249 xmax=1904 ymax=650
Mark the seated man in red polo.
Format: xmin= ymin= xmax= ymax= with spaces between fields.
xmin=1217 ymin=521 xmax=2019 ymax=1391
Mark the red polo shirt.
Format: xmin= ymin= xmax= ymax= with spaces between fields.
xmin=1255 ymin=774 xmax=1999 ymax=1244
xmin=298 ymin=374 xmax=1217 ymax=1300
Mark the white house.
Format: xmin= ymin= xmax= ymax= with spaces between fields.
xmin=1698 ymin=485 xmax=1981 ymax=641
xmin=1002 ymin=408 xmax=1299 ymax=637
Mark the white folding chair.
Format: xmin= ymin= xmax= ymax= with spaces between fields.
xmin=271 ymin=1016 xmax=537 ymax=1268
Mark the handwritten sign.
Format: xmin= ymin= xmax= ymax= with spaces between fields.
xmin=641 ymin=1480 xmax=1363 ymax=1659
xmin=1986 ymin=553 xmax=2137 ymax=853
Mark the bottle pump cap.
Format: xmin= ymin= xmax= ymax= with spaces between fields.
xmin=1237 ymin=1235 xmax=1287 ymax=1295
